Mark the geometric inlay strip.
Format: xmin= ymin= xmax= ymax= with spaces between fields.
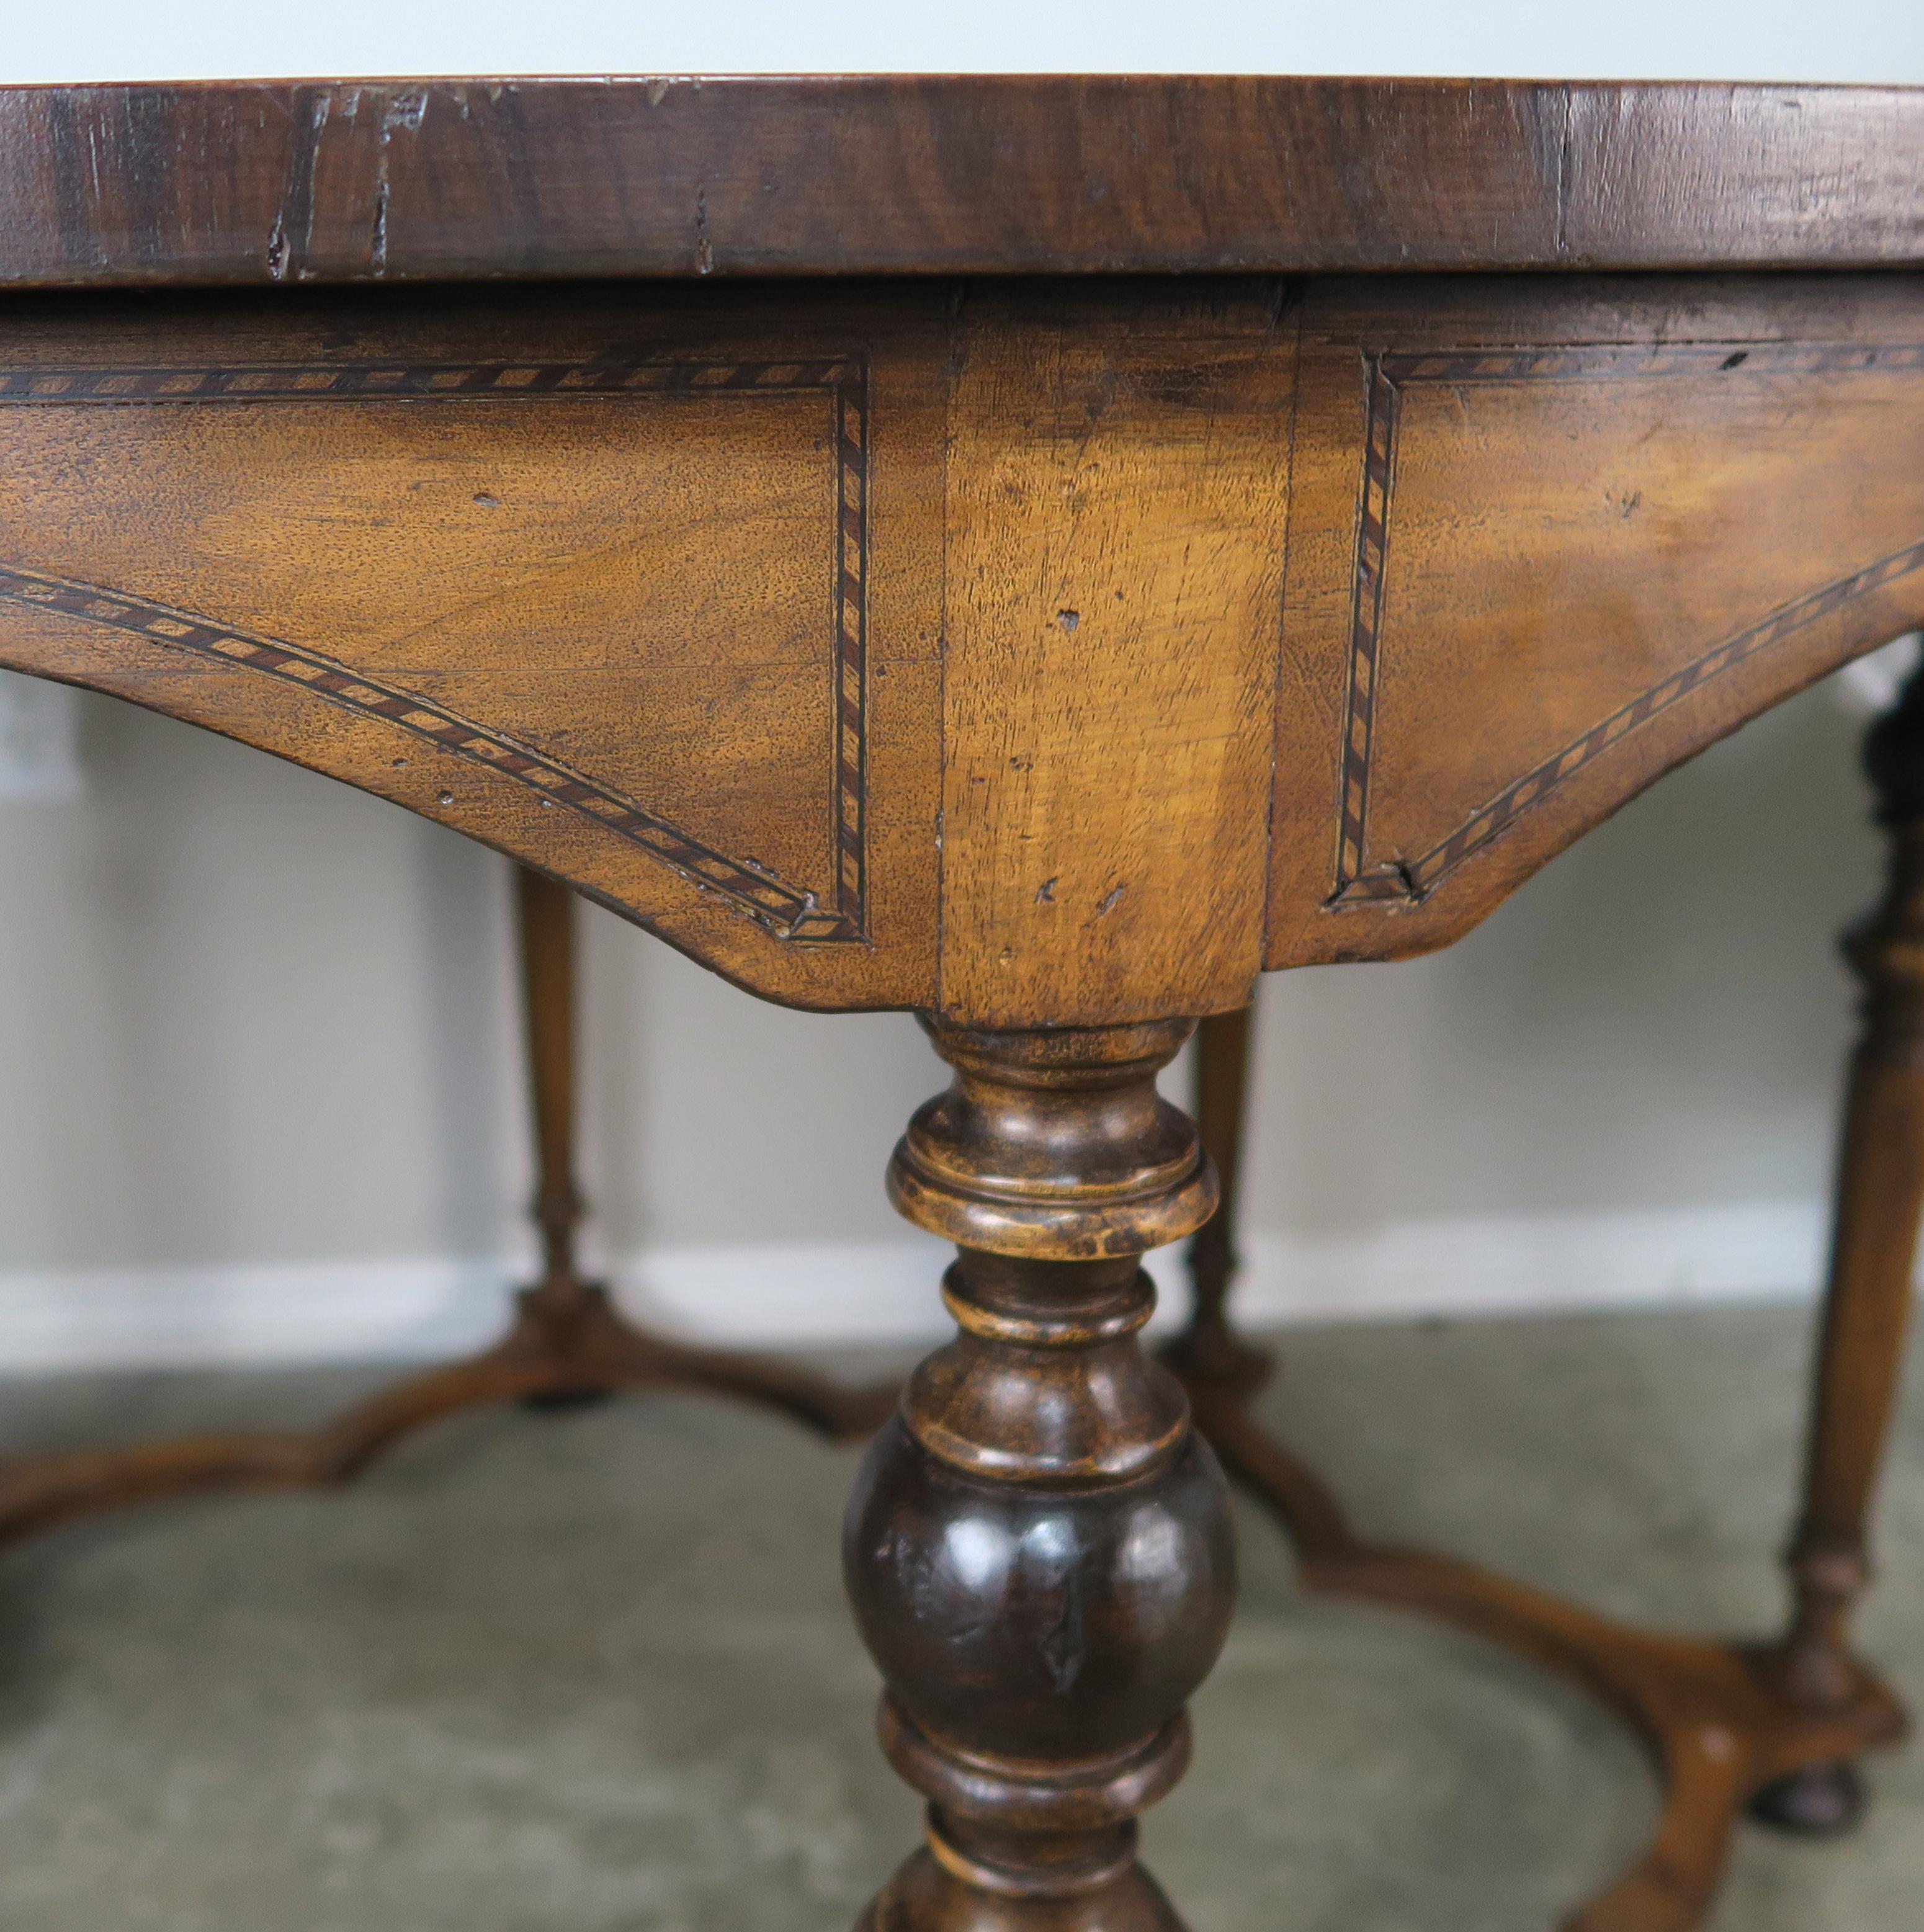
xmin=1333 ymin=357 xmax=1401 ymax=895
xmin=0 ymin=358 xmax=867 ymax=405
xmin=1330 ymin=339 xmax=1924 ymax=908
xmin=0 ymin=563 xmax=854 ymax=940
xmin=0 ymin=354 xmax=870 ymax=941
xmin=1332 ymin=538 xmax=1924 ymax=905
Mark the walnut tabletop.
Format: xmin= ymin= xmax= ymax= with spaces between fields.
xmin=1 ymin=73 xmax=1921 ymax=1932
xmin=2 ymin=76 xmax=1922 ymax=282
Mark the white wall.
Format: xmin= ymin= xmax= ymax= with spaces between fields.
xmin=0 ymin=6 xmax=1920 ymax=1369
xmin=3 ymin=4 xmax=1922 ymax=87
xmin=0 ymin=658 xmax=1903 ymax=1368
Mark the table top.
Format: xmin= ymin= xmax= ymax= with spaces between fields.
xmin=0 ymin=78 xmax=1920 ymax=1031
xmin=1 ymin=76 xmax=1920 ymax=288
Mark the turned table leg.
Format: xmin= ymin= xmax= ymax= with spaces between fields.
xmin=1165 ymin=923 xmax=1908 ymax=1924
xmin=1750 ymin=666 xmax=1924 ymax=1834
xmin=846 ymin=1017 xmax=1233 ymax=1929
xmin=495 ymin=864 xmax=893 ymax=1434
xmin=511 ymin=864 xmax=620 ymax=1407
xmin=515 ymin=864 xmax=604 ymax=1405
xmin=0 ymin=865 xmax=894 ymax=1546
xmin=1167 ymin=1008 xmax=1270 ymax=1393
xmin=517 ymin=864 xmax=593 ymax=1312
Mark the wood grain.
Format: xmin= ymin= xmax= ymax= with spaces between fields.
xmin=938 ymin=286 xmax=1292 ymax=1025
xmin=4 ymin=77 xmax=1923 ymax=1932
xmin=4 ymin=277 xmax=1924 ymax=1019
xmin=0 ymin=285 xmax=948 ymax=1014
xmin=0 ymin=79 xmax=1920 ymax=287
xmin=1266 ymin=275 xmax=1924 ymax=970
xmin=858 ymin=1017 xmax=1227 ymax=1928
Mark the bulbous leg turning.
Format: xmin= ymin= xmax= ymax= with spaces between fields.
xmin=847 ymin=1018 xmax=1233 ymax=1931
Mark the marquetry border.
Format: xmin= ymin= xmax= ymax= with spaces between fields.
xmin=0 ymin=356 xmax=872 ymax=942
xmin=1329 ymin=341 xmax=1924 ymax=908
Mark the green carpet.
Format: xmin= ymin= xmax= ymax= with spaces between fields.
xmin=0 ymin=1303 xmax=1916 ymax=1930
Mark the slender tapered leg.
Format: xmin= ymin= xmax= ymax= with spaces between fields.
xmin=518 ymin=862 xmax=593 ymax=1310
xmin=1750 ymin=666 xmax=1924 ymax=1834
xmin=846 ymin=1017 xmax=1232 ymax=1930
xmin=1168 ymin=947 xmax=1907 ymax=1923
xmin=514 ymin=863 xmax=612 ymax=1404
xmin=0 ymin=864 xmax=895 ymax=1547
xmin=1165 ymin=1007 xmax=1268 ymax=1393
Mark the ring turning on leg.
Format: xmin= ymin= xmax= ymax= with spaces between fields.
xmin=846 ymin=1017 xmax=1235 ymax=1931
xmin=1750 ymin=663 xmax=1924 ymax=1834
xmin=1170 ymin=725 xmax=1921 ymax=1927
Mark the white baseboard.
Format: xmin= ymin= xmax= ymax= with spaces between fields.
xmin=1209 ymin=1199 xmax=1833 ymax=1328
xmin=0 ymin=1198 xmax=1846 ymax=1378
xmin=0 ymin=1255 xmax=512 ymax=1375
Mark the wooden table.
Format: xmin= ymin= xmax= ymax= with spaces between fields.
xmin=1 ymin=74 xmax=1921 ymax=1931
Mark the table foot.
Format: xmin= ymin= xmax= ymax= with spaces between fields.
xmin=0 ymin=1275 xmax=899 ymax=1549
xmin=519 ymin=1386 xmax=616 ymax=1413
xmin=1746 ymin=1758 xmax=1869 ymax=1837
xmin=1173 ymin=1356 xmax=1909 ymax=1932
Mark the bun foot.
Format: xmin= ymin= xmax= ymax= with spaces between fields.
xmin=1748 ymin=1760 xmax=1868 ymax=1838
